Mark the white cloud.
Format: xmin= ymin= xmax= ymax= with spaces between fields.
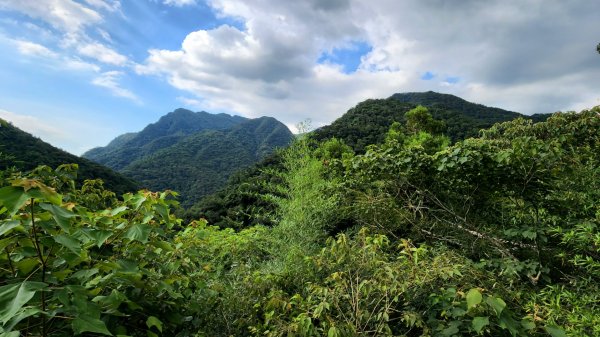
xmin=83 ymin=0 xmax=121 ymax=12
xmin=0 ymin=109 xmax=67 ymax=141
xmin=78 ymin=42 xmax=128 ymax=66
xmin=163 ymin=0 xmax=196 ymax=7
xmin=14 ymin=40 xmax=58 ymax=58
xmin=0 ymin=0 xmax=103 ymax=33
xmin=92 ymin=71 xmax=140 ymax=103
xmin=137 ymin=0 xmax=600 ymax=129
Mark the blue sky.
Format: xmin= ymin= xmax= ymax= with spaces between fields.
xmin=0 ymin=0 xmax=599 ymax=155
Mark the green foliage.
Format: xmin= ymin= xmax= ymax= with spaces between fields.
xmin=0 ymin=119 xmax=138 ymax=195
xmin=0 ymin=165 xmax=208 ymax=336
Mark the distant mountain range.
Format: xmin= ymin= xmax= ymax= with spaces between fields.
xmin=83 ymin=109 xmax=293 ymax=206
xmin=0 ymin=119 xmax=138 ymax=195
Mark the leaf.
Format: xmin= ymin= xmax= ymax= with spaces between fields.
xmin=0 ymin=332 xmax=20 ymax=337
xmin=54 ymin=234 xmax=82 ymax=255
xmin=466 ymin=288 xmax=482 ymax=310
xmin=0 ymin=281 xmax=47 ymax=324
xmin=0 ymin=186 xmax=28 ymax=216
xmin=40 ymin=203 xmax=77 ymax=231
xmin=520 ymin=319 xmax=536 ymax=330
xmin=485 ymin=296 xmax=506 ymax=316
xmin=146 ymin=316 xmax=163 ymax=332
xmin=0 ymin=220 xmax=21 ymax=236
xmin=327 ymin=326 xmax=339 ymax=337
xmin=83 ymin=229 xmax=113 ymax=248
xmin=472 ymin=316 xmax=489 ymax=334
xmin=109 ymin=206 xmax=128 ymax=216
xmin=544 ymin=326 xmax=567 ymax=337
xmin=72 ymin=315 xmax=113 ymax=335
xmin=125 ymin=224 xmax=151 ymax=243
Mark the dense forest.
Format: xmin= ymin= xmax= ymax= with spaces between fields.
xmin=83 ymin=109 xmax=293 ymax=207
xmin=0 ymin=119 xmax=138 ymax=196
xmin=1 ymin=103 xmax=598 ymax=336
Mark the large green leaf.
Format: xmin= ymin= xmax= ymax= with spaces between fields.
xmin=0 ymin=221 xmax=21 ymax=236
xmin=124 ymin=224 xmax=151 ymax=243
xmin=544 ymin=326 xmax=567 ymax=337
xmin=146 ymin=316 xmax=163 ymax=332
xmin=54 ymin=234 xmax=82 ymax=255
xmin=82 ymin=229 xmax=113 ymax=248
xmin=466 ymin=288 xmax=482 ymax=310
xmin=40 ymin=203 xmax=76 ymax=231
xmin=72 ymin=315 xmax=113 ymax=335
xmin=0 ymin=281 xmax=47 ymax=324
xmin=0 ymin=186 xmax=28 ymax=216
xmin=472 ymin=316 xmax=489 ymax=334
xmin=485 ymin=296 xmax=506 ymax=316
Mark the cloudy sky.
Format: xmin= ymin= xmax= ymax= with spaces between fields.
xmin=0 ymin=0 xmax=599 ymax=155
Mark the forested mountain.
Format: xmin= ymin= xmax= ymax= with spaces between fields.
xmin=313 ymin=91 xmax=550 ymax=152
xmin=84 ymin=110 xmax=293 ymax=206
xmin=2 ymin=106 xmax=597 ymax=336
xmin=122 ymin=117 xmax=293 ymax=206
xmin=192 ymin=92 xmax=551 ymax=227
xmin=0 ymin=118 xmax=138 ymax=195
xmin=83 ymin=108 xmax=248 ymax=170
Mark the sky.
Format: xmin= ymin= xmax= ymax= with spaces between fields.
xmin=0 ymin=0 xmax=599 ymax=155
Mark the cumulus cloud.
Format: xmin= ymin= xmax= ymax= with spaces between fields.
xmin=137 ymin=0 xmax=600 ymax=128
xmin=92 ymin=71 xmax=140 ymax=103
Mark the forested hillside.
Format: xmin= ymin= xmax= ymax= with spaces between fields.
xmin=0 ymin=119 xmax=138 ymax=195
xmin=83 ymin=109 xmax=248 ymax=170
xmin=1 ymin=106 xmax=597 ymax=336
xmin=190 ymin=93 xmax=549 ymax=228
xmin=313 ymin=92 xmax=550 ymax=152
xmin=84 ymin=110 xmax=293 ymax=206
xmin=122 ymin=117 xmax=293 ymax=206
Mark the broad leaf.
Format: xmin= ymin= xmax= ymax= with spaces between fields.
xmin=54 ymin=234 xmax=82 ymax=254
xmin=72 ymin=315 xmax=113 ymax=335
xmin=485 ymin=296 xmax=506 ymax=316
xmin=40 ymin=203 xmax=77 ymax=231
xmin=146 ymin=316 xmax=163 ymax=332
xmin=472 ymin=316 xmax=489 ymax=334
xmin=125 ymin=224 xmax=151 ymax=243
xmin=544 ymin=326 xmax=567 ymax=337
xmin=466 ymin=289 xmax=482 ymax=310
xmin=0 ymin=221 xmax=21 ymax=236
xmin=83 ymin=229 xmax=113 ymax=248
xmin=0 ymin=281 xmax=47 ymax=324
xmin=0 ymin=186 xmax=28 ymax=216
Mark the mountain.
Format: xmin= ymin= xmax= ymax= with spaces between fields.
xmin=313 ymin=91 xmax=550 ymax=152
xmin=83 ymin=110 xmax=293 ymax=206
xmin=0 ymin=119 xmax=138 ymax=195
xmin=191 ymin=91 xmax=553 ymax=229
xmin=84 ymin=108 xmax=248 ymax=170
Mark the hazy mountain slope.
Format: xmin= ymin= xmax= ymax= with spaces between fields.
xmin=121 ymin=117 xmax=293 ymax=206
xmin=0 ymin=119 xmax=138 ymax=195
xmin=83 ymin=109 xmax=248 ymax=170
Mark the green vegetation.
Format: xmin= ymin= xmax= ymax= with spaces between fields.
xmin=1 ymin=104 xmax=598 ymax=336
xmin=0 ymin=119 xmax=138 ymax=196
xmin=313 ymin=92 xmax=549 ymax=153
xmin=84 ymin=110 xmax=294 ymax=207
